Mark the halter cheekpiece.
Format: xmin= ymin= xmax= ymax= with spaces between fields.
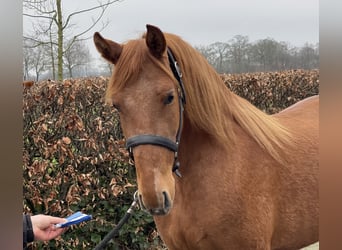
xmin=125 ymin=48 xmax=186 ymax=178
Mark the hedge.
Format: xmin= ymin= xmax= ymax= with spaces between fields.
xmin=23 ymin=69 xmax=319 ymax=249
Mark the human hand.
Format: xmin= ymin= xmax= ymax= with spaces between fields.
xmin=30 ymin=214 xmax=67 ymax=241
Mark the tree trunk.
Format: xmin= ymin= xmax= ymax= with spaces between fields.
xmin=68 ymin=64 xmax=73 ymax=78
xmin=35 ymin=69 xmax=39 ymax=82
xmin=49 ymin=29 xmax=56 ymax=80
xmin=24 ymin=58 xmax=29 ymax=80
xmin=56 ymin=0 xmax=63 ymax=81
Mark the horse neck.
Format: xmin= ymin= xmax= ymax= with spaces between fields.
xmin=178 ymin=89 xmax=292 ymax=172
xmin=177 ymin=115 xmax=233 ymax=176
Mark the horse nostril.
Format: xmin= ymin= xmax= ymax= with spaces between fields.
xmin=138 ymin=191 xmax=172 ymax=215
xmin=162 ymin=191 xmax=171 ymax=210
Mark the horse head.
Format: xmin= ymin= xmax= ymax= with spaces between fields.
xmin=94 ymin=25 xmax=184 ymax=216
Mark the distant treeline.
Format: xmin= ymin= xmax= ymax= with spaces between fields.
xmin=195 ymin=35 xmax=318 ymax=74
xmin=24 ymin=34 xmax=318 ymax=82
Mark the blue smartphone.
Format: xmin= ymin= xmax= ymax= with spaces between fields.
xmin=55 ymin=211 xmax=92 ymax=228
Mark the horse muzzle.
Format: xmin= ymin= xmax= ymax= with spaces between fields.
xmin=137 ymin=191 xmax=172 ymax=216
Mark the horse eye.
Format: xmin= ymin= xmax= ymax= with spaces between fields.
xmin=164 ymin=93 xmax=174 ymax=105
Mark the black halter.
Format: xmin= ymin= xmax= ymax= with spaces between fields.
xmin=125 ymin=48 xmax=186 ymax=178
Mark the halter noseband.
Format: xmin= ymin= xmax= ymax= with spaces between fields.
xmin=125 ymin=48 xmax=186 ymax=178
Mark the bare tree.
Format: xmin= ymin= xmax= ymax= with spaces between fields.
xmin=210 ymin=42 xmax=230 ymax=73
xmin=23 ymin=0 xmax=122 ymax=81
xmin=250 ymin=38 xmax=278 ymax=71
xmin=196 ymin=36 xmax=319 ymax=73
xmin=195 ymin=45 xmax=218 ymax=69
xmin=298 ymin=43 xmax=319 ymax=70
xmin=23 ymin=42 xmax=33 ymax=81
xmin=228 ymin=35 xmax=250 ymax=73
xmin=23 ymin=36 xmax=51 ymax=81
xmin=63 ymin=39 xmax=91 ymax=78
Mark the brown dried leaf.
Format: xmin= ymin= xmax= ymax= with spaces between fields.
xmin=62 ymin=136 xmax=71 ymax=144
xmin=41 ymin=123 xmax=48 ymax=132
xmin=57 ymin=96 xmax=63 ymax=105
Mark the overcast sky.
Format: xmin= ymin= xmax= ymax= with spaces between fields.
xmin=24 ymin=0 xmax=319 ymax=59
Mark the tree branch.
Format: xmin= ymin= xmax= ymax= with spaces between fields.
xmin=62 ymin=1 xmax=114 ymax=54
xmin=23 ymin=13 xmax=55 ymax=20
xmin=23 ymin=0 xmax=56 ymax=15
xmin=63 ymin=0 xmax=121 ymax=29
xmin=23 ymin=36 xmax=58 ymax=48
xmin=72 ymin=9 xmax=109 ymax=40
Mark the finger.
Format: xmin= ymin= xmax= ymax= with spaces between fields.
xmin=48 ymin=216 xmax=67 ymax=224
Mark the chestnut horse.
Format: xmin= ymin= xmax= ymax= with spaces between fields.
xmin=94 ymin=25 xmax=318 ymax=250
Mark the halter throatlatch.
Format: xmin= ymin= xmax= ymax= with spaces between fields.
xmin=126 ymin=48 xmax=186 ymax=178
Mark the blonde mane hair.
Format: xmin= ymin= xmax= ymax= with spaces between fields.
xmin=106 ymin=32 xmax=293 ymax=164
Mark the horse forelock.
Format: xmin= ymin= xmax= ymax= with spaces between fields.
xmin=105 ymin=37 xmax=175 ymax=104
xmin=105 ymin=39 xmax=148 ymax=104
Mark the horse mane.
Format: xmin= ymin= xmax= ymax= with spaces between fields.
xmin=106 ymin=32 xmax=294 ymax=164
xmin=165 ymin=33 xmax=294 ymax=163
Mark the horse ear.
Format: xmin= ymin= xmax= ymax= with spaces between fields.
xmin=93 ymin=32 xmax=122 ymax=64
xmin=146 ymin=24 xmax=166 ymax=58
